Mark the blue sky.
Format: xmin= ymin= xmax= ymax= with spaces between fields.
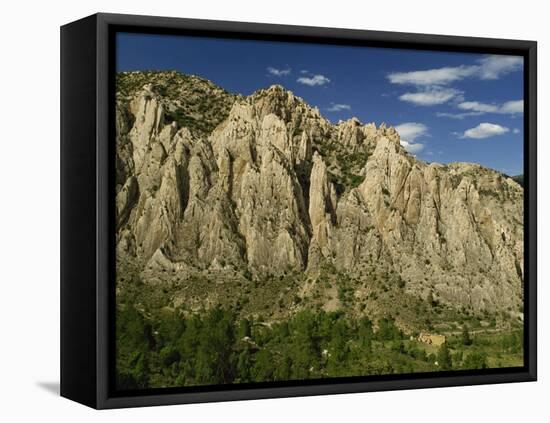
xmin=117 ymin=33 xmax=524 ymax=175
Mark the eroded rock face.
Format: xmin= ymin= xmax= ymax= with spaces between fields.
xmin=308 ymin=152 xmax=337 ymax=266
xmin=115 ymin=71 xmax=524 ymax=315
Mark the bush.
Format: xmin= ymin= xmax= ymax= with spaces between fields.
xmin=462 ymin=352 xmax=488 ymax=370
xmin=437 ymin=344 xmax=452 ymax=370
xmin=376 ymin=317 xmax=402 ymax=341
xmin=462 ymin=325 xmax=473 ymax=346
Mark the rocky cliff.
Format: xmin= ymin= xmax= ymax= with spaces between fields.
xmin=115 ymin=71 xmax=524 ymax=323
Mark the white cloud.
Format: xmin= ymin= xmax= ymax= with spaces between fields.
xmin=436 ymin=111 xmax=483 ymax=119
xmin=387 ymin=55 xmax=523 ymax=86
xmin=388 ymin=55 xmax=523 ymax=117
xmin=500 ymin=100 xmax=524 ymax=114
xmin=395 ymin=122 xmax=428 ymax=153
xmin=461 ymin=123 xmax=510 ymax=139
xmin=297 ymin=74 xmax=330 ymax=86
xmin=267 ymin=66 xmax=291 ymax=77
xmin=399 ymin=87 xmax=461 ymax=106
xmin=400 ymin=140 xmax=425 ymax=153
xmin=387 ymin=56 xmax=523 ymax=145
xmin=326 ymin=103 xmax=351 ymax=112
xmin=457 ymin=99 xmax=523 ymax=115
xmin=477 ymin=55 xmax=523 ymax=80
xmin=513 ymin=128 xmax=521 ymax=134
xmin=395 ymin=122 xmax=428 ymax=141
xmin=388 ymin=65 xmax=476 ymax=86
xmin=458 ymin=101 xmax=499 ymax=113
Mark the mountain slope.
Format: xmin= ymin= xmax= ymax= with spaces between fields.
xmin=115 ymin=71 xmax=524 ymax=328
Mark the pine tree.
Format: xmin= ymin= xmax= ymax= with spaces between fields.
xmin=437 ymin=343 xmax=452 ymax=370
xmin=462 ymin=324 xmax=473 ymax=346
xmin=237 ymin=318 xmax=251 ymax=339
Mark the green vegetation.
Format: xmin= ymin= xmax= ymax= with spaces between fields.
xmin=478 ymin=188 xmax=502 ymax=201
xmin=116 ymin=303 xmax=524 ymax=390
xmin=315 ymin=136 xmax=371 ymax=196
xmin=512 ymin=174 xmax=524 ymax=187
xmin=114 ymin=70 xmax=525 ymax=390
xmin=116 ymin=258 xmax=524 ymax=390
xmin=164 ymin=107 xmax=221 ymax=134
xmin=116 ymin=70 xmax=236 ymax=137
xmin=437 ymin=343 xmax=452 ymax=370
xmin=462 ymin=324 xmax=473 ymax=346
xmin=462 ymin=351 xmax=488 ymax=369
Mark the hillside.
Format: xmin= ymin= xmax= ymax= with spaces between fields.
xmin=116 ymin=71 xmax=523 ymax=321
xmin=114 ymin=71 xmax=524 ymax=388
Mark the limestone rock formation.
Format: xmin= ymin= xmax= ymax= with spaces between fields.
xmin=115 ymin=71 xmax=524 ymax=319
xmin=308 ymin=152 xmax=337 ymax=267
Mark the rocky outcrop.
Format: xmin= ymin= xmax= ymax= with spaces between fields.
xmin=115 ymin=71 xmax=524 ymax=315
xmin=336 ymin=117 xmax=377 ymax=150
xmin=308 ymin=152 xmax=337 ymax=267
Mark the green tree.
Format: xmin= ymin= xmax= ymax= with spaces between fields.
xmin=437 ymin=343 xmax=452 ymax=370
xmin=188 ymin=307 xmax=236 ymax=385
xmin=252 ymin=349 xmax=275 ymax=381
xmin=277 ymin=321 xmax=290 ymax=339
xmin=116 ymin=306 xmax=153 ymax=389
xmin=289 ymin=310 xmax=320 ymax=378
xmin=462 ymin=352 xmax=488 ymax=370
xmin=116 ymin=306 xmax=152 ymax=351
xmin=159 ymin=345 xmax=180 ymax=367
xmin=376 ymin=317 xmax=402 ymax=341
xmin=235 ymin=348 xmax=252 ymax=382
xmin=327 ymin=318 xmax=349 ymax=372
xmin=155 ymin=312 xmax=185 ymax=348
xmin=237 ymin=318 xmax=252 ymax=339
xmin=462 ymin=324 xmax=473 ymax=346
xmin=274 ymin=354 xmax=292 ymax=381
xmin=391 ymin=340 xmax=405 ymax=354
xmin=357 ymin=317 xmax=373 ymax=350
xmin=117 ymin=351 xmax=150 ymax=389
xmin=176 ymin=314 xmax=202 ymax=383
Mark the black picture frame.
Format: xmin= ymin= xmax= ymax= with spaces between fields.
xmin=61 ymin=12 xmax=537 ymax=409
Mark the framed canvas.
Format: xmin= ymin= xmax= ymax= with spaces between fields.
xmin=60 ymin=13 xmax=537 ymax=409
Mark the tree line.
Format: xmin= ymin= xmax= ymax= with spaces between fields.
xmin=116 ymin=305 xmax=520 ymax=390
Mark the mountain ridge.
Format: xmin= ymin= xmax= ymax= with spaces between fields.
xmin=115 ymin=70 xmax=524 ymax=329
